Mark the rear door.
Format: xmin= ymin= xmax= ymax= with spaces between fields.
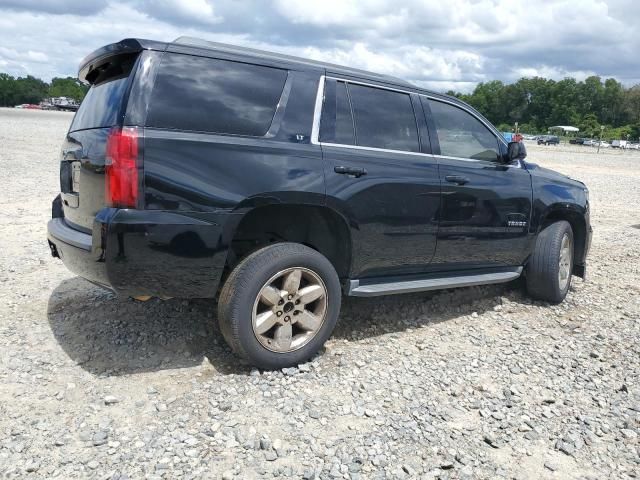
xmin=140 ymin=52 xmax=325 ymax=213
xmin=424 ymin=97 xmax=533 ymax=270
xmin=317 ymin=78 xmax=440 ymax=279
xmin=60 ymin=52 xmax=139 ymax=232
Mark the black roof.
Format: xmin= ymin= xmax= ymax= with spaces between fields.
xmin=164 ymin=37 xmax=469 ymax=108
xmin=79 ymin=36 xmax=431 ymax=93
xmin=170 ymin=36 xmax=414 ymax=89
xmin=77 ymin=37 xmax=501 ymax=139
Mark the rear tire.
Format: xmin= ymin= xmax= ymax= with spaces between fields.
xmin=525 ymin=220 xmax=574 ymax=304
xmin=218 ymin=242 xmax=341 ymax=369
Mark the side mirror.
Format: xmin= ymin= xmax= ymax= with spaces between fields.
xmin=508 ymin=141 xmax=527 ymax=161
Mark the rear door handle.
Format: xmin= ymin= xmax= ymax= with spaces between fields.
xmin=334 ymin=166 xmax=367 ymax=178
xmin=444 ymin=175 xmax=470 ymax=185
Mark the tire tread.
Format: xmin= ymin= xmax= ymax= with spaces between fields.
xmin=217 ymin=242 xmax=341 ymax=368
xmin=526 ymin=220 xmax=573 ymax=303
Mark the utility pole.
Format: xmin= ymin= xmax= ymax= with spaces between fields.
xmin=597 ymin=125 xmax=605 ymax=154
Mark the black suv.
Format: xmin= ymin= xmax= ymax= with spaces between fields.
xmin=48 ymin=38 xmax=592 ymax=369
xmin=537 ymin=135 xmax=560 ymax=145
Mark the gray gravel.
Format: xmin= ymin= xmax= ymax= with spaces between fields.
xmin=1 ymin=107 xmax=639 ymax=479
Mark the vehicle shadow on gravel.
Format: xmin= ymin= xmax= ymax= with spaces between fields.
xmin=335 ymin=282 xmax=521 ymax=340
xmin=47 ymin=277 xmax=243 ymax=377
xmin=48 ymin=276 xmax=525 ymax=377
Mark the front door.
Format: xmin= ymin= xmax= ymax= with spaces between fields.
xmin=317 ymin=78 xmax=441 ymax=279
xmin=423 ymin=97 xmax=533 ymax=270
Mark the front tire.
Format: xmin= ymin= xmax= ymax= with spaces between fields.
xmin=218 ymin=243 xmax=341 ymax=369
xmin=525 ymin=221 xmax=574 ymax=304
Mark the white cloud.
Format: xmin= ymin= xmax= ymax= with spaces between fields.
xmin=134 ymin=0 xmax=221 ymax=26
xmin=26 ymin=51 xmax=48 ymax=62
xmin=0 ymin=0 xmax=637 ymax=92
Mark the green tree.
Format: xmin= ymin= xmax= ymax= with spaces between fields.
xmin=0 ymin=73 xmax=16 ymax=106
xmin=622 ymin=85 xmax=640 ymax=125
xmin=579 ymin=113 xmax=601 ymax=137
xmin=602 ymin=78 xmax=625 ymax=126
xmin=0 ymin=72 xmax=89 ymax=107
xmin=48 ymin=77 xmax=88 ymax=102
xmin=577 ymin=76 xmax=604 ymax=119
xmin=462 ymin=80 xmax=506 ymax=125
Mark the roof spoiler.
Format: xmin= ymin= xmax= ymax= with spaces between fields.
xmin=78 ymin=38 xmax=166 ymax=84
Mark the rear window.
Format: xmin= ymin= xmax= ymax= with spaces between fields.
xmin=70 ymin=53 xmax=137 ymax=132
xmin=146 ymin=53 xmax=288 ymax=136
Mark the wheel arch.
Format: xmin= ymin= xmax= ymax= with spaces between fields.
xmin=222 ymin=202 xmax=353 ymax=280
xmin=538 ymin=205 xmax=588 ymax=278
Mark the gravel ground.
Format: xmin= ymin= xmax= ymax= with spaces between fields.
xmin=0 ymin=107 xmax=639 ymax=479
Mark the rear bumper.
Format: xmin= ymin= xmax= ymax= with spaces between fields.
xmin=48 ymin=195 xmax=238 ymax=298
xmin=48 ymin=217 xmax=110 ymax=289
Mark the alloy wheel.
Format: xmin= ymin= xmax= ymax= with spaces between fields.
xmin=252 ymin=267 xmax=328 ymax=353
xmin=558 ymin=233 xmax=573 ymax=290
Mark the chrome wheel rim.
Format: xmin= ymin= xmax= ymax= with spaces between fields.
xmin=252 ymin=267 xmax=328 ymax=353
xmin=558 ymin=233 xmax=573 ymax=291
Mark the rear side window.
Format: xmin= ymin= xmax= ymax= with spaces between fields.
xmin=70 ymin=54 xmax=137 ymax=131
xmin=427 ymin=99 xmax=499 ymax=161
xmin=335 ymin=82 xmax=355 ymax=144
xmin=348 ymin=84 xmax=419 ymax=153
xmin=146 ymin=54 xmax=287 ymax=136
xmin=320 ymin=80 xmax=355 ymax=145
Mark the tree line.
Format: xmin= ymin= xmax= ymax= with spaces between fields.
xmin=1 ymin=70 xmax=639 ymax=140
xmin=0 ymin=73 xmax=88 ymax=107
xmin=448 ymin=76 xmax=640 ymax=140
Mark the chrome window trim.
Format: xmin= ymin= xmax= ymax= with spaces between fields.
xmin=312 ymin=75 xmax=426 ymax=157
xmin=433 ymin=154 xmax=523 ymax=168
xmin=321 ymin=141 xmax=431 ymax=158
xmin=310 ymin=74 xmax=325 ymax=145
xmin=264 ymin=71 xmax=294 ymax=138
xmin=311 ymin=74 xmax=508 ymax=153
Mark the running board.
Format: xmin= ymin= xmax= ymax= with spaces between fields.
xmin=348 ymin=267 xmax=523 ymax=297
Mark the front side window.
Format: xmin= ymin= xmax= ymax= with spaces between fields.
xmin=146 ymin=53 xmax=287 ymax=136
xmin=348 ymin=84 xmax=420 ymax=153
xmin=427 ymin=99 xmax=499 ymax=161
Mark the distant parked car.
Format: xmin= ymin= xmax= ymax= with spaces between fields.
xmin=593 ymin=141 xmax=610 ymax=148
xmin=611 ymin=140 xmax=628 ymax=149
xmin=582 ymin=139 xmax=596 ymax=146
xmin=537 ymin=135 xmax=560 ymax=145
xmin=628 ymin=143 xmax=640 ymax=150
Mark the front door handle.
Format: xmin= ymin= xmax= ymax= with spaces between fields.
xmin=334 ymin=166 xmax=367 ymax=178
xmin=445 ymin=175 xmax=470 ymax=185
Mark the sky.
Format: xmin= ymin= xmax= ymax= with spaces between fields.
xmin=0 ymin=0 xmax=638 ymax=93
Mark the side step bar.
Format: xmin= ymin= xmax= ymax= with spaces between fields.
xmin=348 ymin=267 xmax=523 ymax=297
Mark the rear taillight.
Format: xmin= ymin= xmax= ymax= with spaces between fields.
xmin=105 ymin=126 xmax=139 ymax=208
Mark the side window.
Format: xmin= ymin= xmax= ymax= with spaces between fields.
xmin=348 ymin=84 xmax=420 ymax=152
xmin=319 ymin=80 xmax=355 ymax=145
xmin=427 ymin=99 xmax=499 ymax=161
xmin=146 ymin=53 xmax=287 ymax=136
xmin=335 ymin=82 xmax=355 ymax=144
